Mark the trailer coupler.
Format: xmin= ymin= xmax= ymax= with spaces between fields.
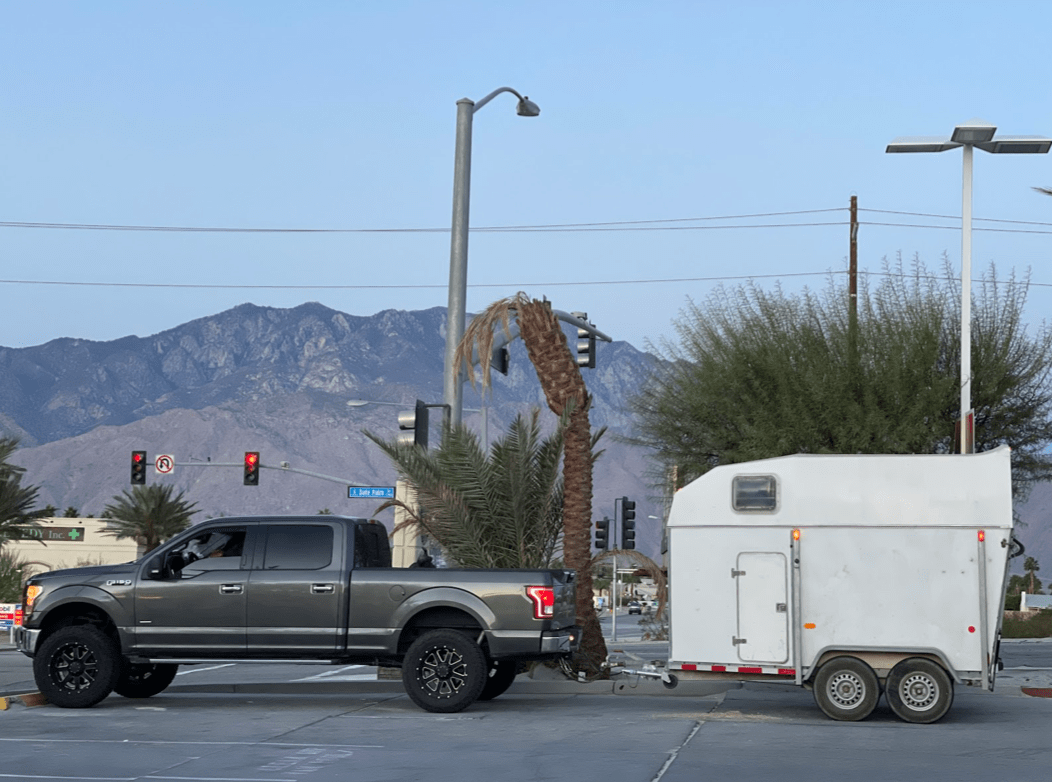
xmin=619 ymin=666 xmax=679 ymax=689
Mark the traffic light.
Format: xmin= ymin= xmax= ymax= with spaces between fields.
xmin=131 ymin=451 xmax=147 ymax=485
xmin=491 ymin=344 xmax=510 ymax=375
xmin=572 ymin=311 xmax=596 ymax=369
xmin=244 ymin=451 xmax=260 ymax=486
xmin=398 ymin=399 xmax=429 ymax=448
xmin=595 ymin=517 xmax=610 ymax=550
xmin=621 ymin=496 xmax=636 ymax=550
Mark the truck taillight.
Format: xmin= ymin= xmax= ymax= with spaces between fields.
xmin=526 ymin=586 xmax=555 ymax=619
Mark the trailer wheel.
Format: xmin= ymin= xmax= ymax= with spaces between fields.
xmin=113 ymin=662 xmax=179 ymax=698
xmin=885 ymin=658 xmax=954 ymax=724
xmin=33 ymin=626 xmax=121 ymax=709
xmin=402 ymin=630 xmax=486 ymax=713
xmin=812 ymin=656 xmax=879 ymax=721
xmin=477 ymin=659 xmax=518 ymax=701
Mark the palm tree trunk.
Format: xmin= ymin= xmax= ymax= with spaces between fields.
xmin=516 ymin=300 xmax=608 ymax=668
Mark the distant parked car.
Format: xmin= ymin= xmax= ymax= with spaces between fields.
xmin=628 ymin=600 xmax=642 ymax=615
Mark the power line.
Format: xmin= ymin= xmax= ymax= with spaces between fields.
xmin=0 ymin=208 xmax=848 ymax=235
xmin=4 ymin=268 xmax=1052 ymax=291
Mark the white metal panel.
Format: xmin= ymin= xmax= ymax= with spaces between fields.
xmin=669 ymin=527 xmax=791 ymax=666
xmin=667 ymin=446 xmax=1013 ymax=532
xmin=736 ymin=552 xmax=788 ymax=663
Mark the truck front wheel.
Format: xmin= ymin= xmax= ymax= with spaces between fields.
xmin=33 ymin=626 xmax=121 ymax=709
xmin=114 ymin=663 xmax=179 ymax=698
xmin=885 ymin=658 xmax=954 ymax=724
xmin=402 ymin=630 xmax=487 ymax=713
xmin=812 ymin=656 xmax=880 ymax=721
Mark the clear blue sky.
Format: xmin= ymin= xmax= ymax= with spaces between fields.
xmin=3 ymin=1 xmax=1051 ymax=353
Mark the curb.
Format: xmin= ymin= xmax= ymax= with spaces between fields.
xmin=0 ymin=692 xmax=46 ymax=710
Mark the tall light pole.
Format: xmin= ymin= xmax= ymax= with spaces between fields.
xmin=443 ymin=87 xmax=540 ymax=431
xmin=887 ymin=120 xmax=1051 ymax=453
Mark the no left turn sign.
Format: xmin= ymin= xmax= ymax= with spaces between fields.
xmin=155 ymin=454 xmax=175 ymax=474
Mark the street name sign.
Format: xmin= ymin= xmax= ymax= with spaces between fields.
xmin=348 ymin=487 xmax=396 ymax=499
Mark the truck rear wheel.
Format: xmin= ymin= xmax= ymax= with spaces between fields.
xmin=885 ymin=658 xmax=954 ymax=724
xmin=33 ymin=626 xmax=121 ymax=709
xmin=478 ymin=660 xmax=518 ymax=701
xmin=402 ymin=630 xmax=487 ymax=713
xmin=114 ymin=663 xmax=179 ymax=699
xmin=812 ymin=656 xmax=879 ymax=721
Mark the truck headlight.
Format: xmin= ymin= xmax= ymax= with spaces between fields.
xmin=24 ymin=584 xmax=43 ymax=613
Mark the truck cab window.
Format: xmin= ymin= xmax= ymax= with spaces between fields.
xmin=263 ymin=525 xmax=333 ymax=570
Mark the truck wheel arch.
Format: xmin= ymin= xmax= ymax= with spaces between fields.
xmin=394 ymin=589 xmax=496 ymax=653
xmin=37 ymin=601 xmax=121 ymax=652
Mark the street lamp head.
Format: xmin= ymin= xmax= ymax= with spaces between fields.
xmin=516 ymin=96 xmax=541 ymax=117
xmin=975 ymin=135 xmax=1052 ymax=155
xmin=951 ymin=119 xmax=997 ymax=145
xmin=886 ymin=136 xmax=961 ymax=153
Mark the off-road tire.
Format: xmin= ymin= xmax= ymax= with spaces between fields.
xmin=477 ymin=659 xmax=518 ymax=701
xmin=402 ymin=630 xmax=487 ymax=713
xmin=113 ymin=662 xmax=179 ymax=699
xmin=33 ymin=625 xmax=121 ymax=709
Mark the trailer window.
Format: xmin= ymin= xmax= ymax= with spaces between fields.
xmin=733 ymin=475 xmax=778 ymax=511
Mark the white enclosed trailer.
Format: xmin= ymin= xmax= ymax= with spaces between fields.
xmin=664 ymin=446 xmax=1014 ymax=723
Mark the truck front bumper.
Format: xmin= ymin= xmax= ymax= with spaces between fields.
xmin=15 ymin=626 xmax=40 ymax=656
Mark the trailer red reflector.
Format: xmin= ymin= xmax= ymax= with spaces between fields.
xmin=778 ymin=669 xmax=796 ymax=676
xmin=738 ymin=667 xmax=763 ymax=674
xmin=711 ymin=665 xmax=725 ymax=672
xmin=682 ymin=664 xmax=697 ymax=671
xmin=978 ymin=529 xmax=985 ymax=542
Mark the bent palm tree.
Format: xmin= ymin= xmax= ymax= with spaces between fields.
xmin=366 ymin=410 xmax=566 ymax=569
xmin=456 ymin=293 xmax=608 ymax=671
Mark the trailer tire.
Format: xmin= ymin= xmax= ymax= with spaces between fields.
xmin=885 ymin=658 xmax=954 ymax=724
xmin=113 ymin=662 xmax=179 ymax=699
xmin=477 ymin=660 xmax=518 ymax=701
xmin=402 ymin=630 xmax=487 ymax=713
xmin=812 ymin=656 xmax=879 ymax=721
xmin=33 ymin=626 xmax=121 ymax=709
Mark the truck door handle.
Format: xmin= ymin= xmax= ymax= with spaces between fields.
xmin=311 ymin=583 xmax=334 ymax=594
xmin=220 ymin=584 xmax=243 ymax=594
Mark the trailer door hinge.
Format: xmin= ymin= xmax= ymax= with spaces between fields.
xmin=731 ymin=569 xmax=746 ymax=578
xmin=732 ymin=636 xmax=747 ymax=645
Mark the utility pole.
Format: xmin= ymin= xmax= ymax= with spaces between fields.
xmin=848 ymin=195 xmax=860 ymax=392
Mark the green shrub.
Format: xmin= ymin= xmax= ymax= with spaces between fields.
xmin=1004 ymin=593 xmax=1022 ymax=611
xmin=1002 ymin=609 xmax=1052 ymax=639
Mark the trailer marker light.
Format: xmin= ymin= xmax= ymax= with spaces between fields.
xmin=969 ymin=626 xmax=976 ymax=633
xmin=792 ymin=529 xmax=801 ymax=541
xmin=978 ymin=530 xmax=986 ymax=542
xmin=804 ymin=623 xmax=816 ymax=630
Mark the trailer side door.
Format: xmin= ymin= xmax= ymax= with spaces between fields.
xmin=736 ymin=552 xmax=789 ymax=664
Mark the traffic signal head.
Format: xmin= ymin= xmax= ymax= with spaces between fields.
xmin=491 ymin=344 xmax=510 ymax=376
xmin=397 ymin=399 xmax=430 ymax=448
xmin=131 ymin=451 xmax=147 ymax=485
xmin=595 ymin=517 xmax=610 ymax=550
xmin=572 ymin=311 xmax=597 ymax=369
xmin=621 ymin=497 xmax=636 ymax=549
xmin=244 ymin=451 xmax=260 ymax=486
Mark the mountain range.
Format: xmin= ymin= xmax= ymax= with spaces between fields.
xmin=0 ymin=302 xmax=666 ymax=557
xmin=2 ymin=301 xmax=1049 ymax=575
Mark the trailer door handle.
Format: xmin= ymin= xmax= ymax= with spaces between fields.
xmin=311 ymin=583 xmax=335 ymax=594
xmin=776 ymin=603 xmax=787 ymax=613
xmin=220 ymin=584 xmax=243 ymax=594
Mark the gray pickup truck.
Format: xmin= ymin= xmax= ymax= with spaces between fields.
xmin=16 ymin=515 xmax=579 ymax=713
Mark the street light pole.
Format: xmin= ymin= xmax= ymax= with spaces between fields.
xmin=443 ymin=88 xmax=540 ymax=431
xmin=886 ymin=120 xmax=1051 ymax=453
